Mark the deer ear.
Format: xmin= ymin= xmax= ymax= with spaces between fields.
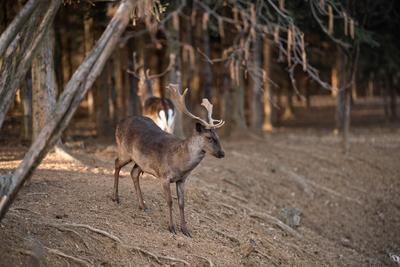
xmin=195 ymin=122 xmax=205 ymax=133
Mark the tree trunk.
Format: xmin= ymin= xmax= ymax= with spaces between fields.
xmin=0 ymin=0 xmax=39 ymax=57
xmin=389 ymin=74 xmax=397 ymax=121
xmin=335 ymin=48 xmax=351 ymax=152
xmin=230 ymin=58 xmax=247 ymax=133
xmin=84 ymin=12 xmax=95 ymax=121
xmin=31 ymin=28 xmax=57 ymax=141
xmin=114 ymin=47 xmax=126 ymax=121
xmin=0 ymin=0 xmax=136 ymax=221
xmin=0 ymin=0 xmax=60 ymax=130
xmin=167 ymin=11 xmax=184 ymax=137
xmin=94 ymin=68 xmax=112 ymax=137
xmin=199 ymin=13 xmax=212 ymax=101
xmin=263 ymin=39 xmax=277 ymax=131
xmin=249 ymin=33 xmax=263 ymax=132
xmin=20 ymin=75 xmax=32 ymax=140
xmin=282 ymin=75 xmax=295 ymax=120
xmin=127 ymin=39 xmax=140 ymax=116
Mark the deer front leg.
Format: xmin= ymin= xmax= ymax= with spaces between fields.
xmin=176 ymin=180 xmax=191 ymax=237
xmin=162 ymin=179 xmax=176 ymax=234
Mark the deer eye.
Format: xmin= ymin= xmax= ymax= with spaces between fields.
xmin=207 ymin=137 xmax=213 ymax=142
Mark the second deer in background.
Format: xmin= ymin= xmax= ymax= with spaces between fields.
xmin=128 ymin=54 xmax=176 ymax=133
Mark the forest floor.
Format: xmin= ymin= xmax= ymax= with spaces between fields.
xmin=0 ymin=96 xmax=399 ymax=266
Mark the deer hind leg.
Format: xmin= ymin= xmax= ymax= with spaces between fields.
xmin=112 ymin=157 xmax=132 ymax=203
xmin=162 ymin=179 xmax=176 ymax=234
xmin=130 ymin=165 xmax=147 ymax=211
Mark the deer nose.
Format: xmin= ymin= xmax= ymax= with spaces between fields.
xmin=216 ymin=150 xmax=225 ymax=158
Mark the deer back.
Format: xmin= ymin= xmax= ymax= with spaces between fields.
xmin=115 ymin=116 xmax=182 ymax=176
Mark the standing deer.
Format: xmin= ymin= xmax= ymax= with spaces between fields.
xmin=113 ymin=84 xmax=225 ymax=236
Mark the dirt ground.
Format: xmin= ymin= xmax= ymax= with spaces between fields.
xmin=0 ymin=97 xmax=399 ymax=266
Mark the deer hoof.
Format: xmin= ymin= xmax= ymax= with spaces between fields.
xmin=111 ymin=196 xmax=120 ymax=204
xmin=181 ymin=226 xmax=192 ymax=237
xmin=168 ymin=225 xmax=177 ymax=235
xmin=141 ymin=206 xmax=150 ymax=212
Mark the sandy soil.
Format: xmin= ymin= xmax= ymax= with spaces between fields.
xmin=0 ymin=97 xmax=399 ymax=266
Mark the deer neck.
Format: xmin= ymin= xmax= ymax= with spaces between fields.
xmin=181 ymin=135 xmax=205 ymax=172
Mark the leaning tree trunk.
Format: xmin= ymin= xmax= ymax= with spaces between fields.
xmin=0 ymin=0 xmax=39 ymax=56
xmin=0 ymin=0 xmax=137 ymax=221
xmin=31 ymin=28 xmax=57 ymax=141
xmin=0 ymin=0 xmax=60 ymax=130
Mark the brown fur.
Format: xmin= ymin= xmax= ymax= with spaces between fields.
xmin=113 ymin=116 xmax=224 ymax=236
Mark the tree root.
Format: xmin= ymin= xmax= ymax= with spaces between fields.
xmin=190 ymin=254 xmax=214 ymax=267
xmin=16 ymin=247 xmax=92 ymax=267
xmin=211 ymin=229 xmax=240 ymax=245
xmin=46 ymin=247 xmax=93 ymax=266
xmin=51 ymin=222 xmax=189 ymax=266
xmin=158 ymin=255 xmax=190 ymax=266
xmin=249 ymin=212 xmax=301 ymax=239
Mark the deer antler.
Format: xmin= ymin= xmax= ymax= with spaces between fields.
xmin=201 ymin=99 xmax=225 ymax=128
xmin=167 ymin=84 xmax=224 ymax=129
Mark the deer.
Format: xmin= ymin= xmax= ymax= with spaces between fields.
xmin=112 ymin=84 xmax=225 ymax=237
xmin=127 ymin=54 xmax=176 ymax=133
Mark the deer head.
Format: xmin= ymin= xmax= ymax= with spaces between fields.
xmin=167 ymin=84 xmax=225 ymax=158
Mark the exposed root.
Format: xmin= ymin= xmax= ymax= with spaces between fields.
xmin=50 ymin=224 xmax=89 ymax=249
xmin=158 ymin=255 xmax=190 ymax=266
xmin=190 ymin=254 xmax=214 ymax=267
xmin=46 ymin=247 xmax=93 ymax=266
xmin=211 ymin=229 xmax=240 ymax=245
xmin=125 ymin=246 xmax=161 ymax=264
xmin=249 ymin=211 xmax=301 ymax=239
xmin=57 ymin=223 xmax=122 ymax=243
xmin=52 ymin=222 xmax=188 ymax=265
xmin=222 ymin=178 xmax=242 ymax=189
xmin=220 ymin=203 xmax=238 ymax=213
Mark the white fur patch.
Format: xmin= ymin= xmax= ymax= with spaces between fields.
xmin=156 ymin=109 xmax=175 ymax=133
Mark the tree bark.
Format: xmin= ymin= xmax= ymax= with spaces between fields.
xmin=20 ymin=75 xmax=32 ymax=140
xmin=0 ymin=0 xmax=39 ymax=57
xmin=389 ymin=74 xmax=397 ymax=121
xmin=0 ymin=0 xmax=60 ymax=130
xmin=262 ymin=39 xmax=277 ymax=131
xmin=335 ymin=48 xmax=346 ymax=131
xmin=31 ymin=28 xmax=57 ymax=141
xmin=335 ymin=48 xmax=351 ymax=152
xmin=230 ymin=57 xmax=247 ymax=133
xmin=167 ymin=11 xmax=184 ymax=137
xmin=127 ymin=40 xmax=140 ymax=116
xmin=249 ymin=33 xmax=263 ymax=132
xmin=114 ymin=47 xmax=126 ymax=121
xmin=84 ymin=12 xmax=95 ymax=121
xmin=0 ymin=0 xmax=136 ymax=221
xmin=199 ymin=13 xmax=212 ymax=101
